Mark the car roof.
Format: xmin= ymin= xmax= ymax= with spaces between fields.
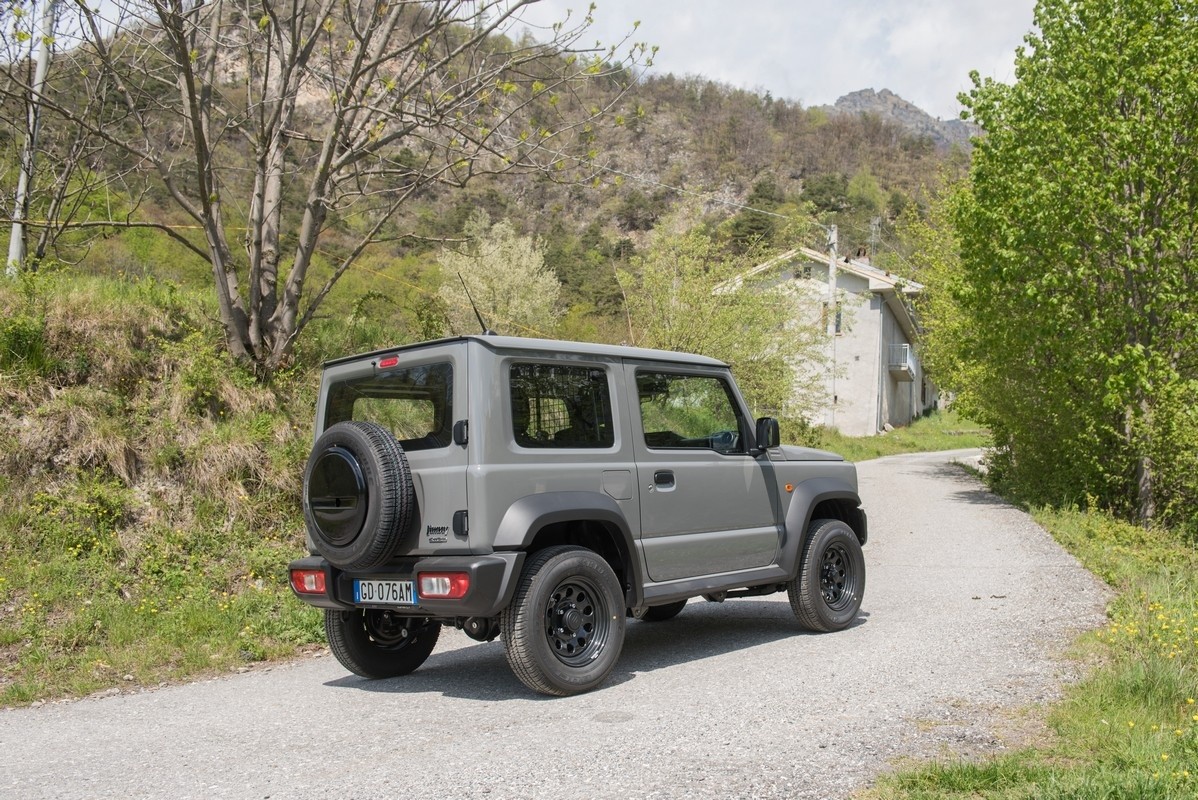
xmin=322 ymin=335 xmax=728 ymax=369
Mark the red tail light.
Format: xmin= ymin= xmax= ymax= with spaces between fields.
xmin=290 ymin=568 xmax=327 ymax=595
xmin=418 ymin=572 xmax=470 ymax=599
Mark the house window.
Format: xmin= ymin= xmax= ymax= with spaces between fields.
xmin=821 ymin=302 xmax=843 ymax=334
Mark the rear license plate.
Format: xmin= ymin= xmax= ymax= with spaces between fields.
xmin=353 ymin=579 xmax=416 ymax=606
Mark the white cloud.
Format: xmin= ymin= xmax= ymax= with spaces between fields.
xmin=517 ymin=0 xmax=1035 ymax=118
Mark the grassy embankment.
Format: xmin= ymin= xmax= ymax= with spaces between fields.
xmin=0 ymin=270 xmax=358 ymax=705
xmin=867 ymin=508 xmax=1198 ymax=797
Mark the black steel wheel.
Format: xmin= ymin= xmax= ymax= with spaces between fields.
xmin=544 ymin=574 xmax=610 ymax=666
xmin=820 ymin=542 xmax=854 ymax=610
xmin=324 ymin=608 xmax=441 ymax=679
xmin=501 ymin=546 xmax=625 ymax=696
xmin=302 ymin=421 xmax=413 ymax=569
xmin=788 ymin=518 xmax=865 ymax=632
xmin=633 ymin=599 xmax=688 ymax=622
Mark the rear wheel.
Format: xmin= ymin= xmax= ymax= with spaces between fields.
xmin=501 ymin=546 xmax=625 ymax=696
xmin=788 ymin=519 xmax=865 ymax=632
xmin=633 ymin=599 xmax=687 ymax=622
xmin=324 ymin=609 xmax=440 ymax=678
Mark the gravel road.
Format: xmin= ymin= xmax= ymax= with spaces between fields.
xmin=0 ymin=449 xmax=1111 ymax=800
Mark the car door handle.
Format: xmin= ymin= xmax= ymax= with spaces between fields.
xmin=653 ymin=470 xmax=675 ymax=489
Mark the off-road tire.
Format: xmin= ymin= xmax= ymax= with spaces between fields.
xmin=501 ymin=545 xmax=626 ymax=696
xmin=788 ymin=518 xmax=865 ymax=632
xmin=633 ymin=599 xmax=688 ymax=622
xmin=303 ymin=420 xmax=413 ymax=570
xmin=324 ymin=609 xmax=440 ymax=678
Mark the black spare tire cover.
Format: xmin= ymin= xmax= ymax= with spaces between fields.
xmin=302 ymin=420 xmax=414 ymax=569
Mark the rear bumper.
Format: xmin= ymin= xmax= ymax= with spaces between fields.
xmin=288 ymin=552 xmax=526 ymax=617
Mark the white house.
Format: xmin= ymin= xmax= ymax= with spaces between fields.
xmin=748 ymin=246 xmax=937 ymax=437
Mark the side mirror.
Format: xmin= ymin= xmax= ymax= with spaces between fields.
xmin=754 ymin=417 xmax=780 ymax=451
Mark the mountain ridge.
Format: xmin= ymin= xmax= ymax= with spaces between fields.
xmin=819 ymin=88 xmax=978 ymax=150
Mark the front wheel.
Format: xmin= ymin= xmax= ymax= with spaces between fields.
xmin=788 ymin=519 xmax=865 ymax=632
xmin=501 ymin=546 xmax=626 ymax=696
xmin=324 ymin=609 xmax=440 ymax=678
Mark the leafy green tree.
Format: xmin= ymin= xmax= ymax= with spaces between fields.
xmin=438 ymin=211 xmax=560 ymax=337
xmin=725 ymin=178 xmax=784 ymax=253
xmin=945 ymin=0 xmax=1198 ymax=526
xmin=847 ymin=167 xmax=885 ymax=215
xmin=616 ymin=214 xmax=825 ymax=417
xmin=543 ymin=220 xmax=626 ymax=313
xmin=801 ymin=173 xmax=849 ymax=213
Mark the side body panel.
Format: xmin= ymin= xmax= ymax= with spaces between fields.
xmin=464 ymin=342 xmax=643 ymax=556
xmin=623 ymin=361 xmax=783 ymax=583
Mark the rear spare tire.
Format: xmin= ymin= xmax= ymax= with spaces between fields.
xmin=303 ymin=420 xmax=413 ymax=569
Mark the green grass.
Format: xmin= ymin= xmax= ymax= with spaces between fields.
xmin=866 ymin=507 xmax=1198 ymax=800
xmin=0 ymin=271 xmax=325 ymax=704
xmin=805 ymin=410 xmax=990 ymax=462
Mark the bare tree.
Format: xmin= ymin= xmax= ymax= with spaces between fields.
xmin=0 ymin=0 xmax=649 ymax=377
xmin=0 ymin=0 xmax=139 ymax=268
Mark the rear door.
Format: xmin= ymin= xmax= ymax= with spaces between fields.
xmin=318 ymin=342 xmax=470 ymax=555
xmin=625 ymin=363 xmax=780 ymax=582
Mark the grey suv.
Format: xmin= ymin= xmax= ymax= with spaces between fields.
xmin=289 ymin=335 xmax=867 ymax=696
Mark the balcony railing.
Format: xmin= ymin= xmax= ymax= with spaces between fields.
xmin=888 ymin=343 xmax=916 ymax=382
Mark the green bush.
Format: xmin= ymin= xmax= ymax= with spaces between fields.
xmin=0 ymin=272 xmax=59 ymax=379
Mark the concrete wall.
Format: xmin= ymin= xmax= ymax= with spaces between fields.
xmin=876 ymin=303 xmax=938 ymax=430
xmin=783 ymin=260 xmax=935 ymax=437
xmin=828 ymin=289 xmax=881 ymax=437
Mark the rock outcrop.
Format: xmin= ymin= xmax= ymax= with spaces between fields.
xmin=820 ymin=88 xmax=979 ymax=150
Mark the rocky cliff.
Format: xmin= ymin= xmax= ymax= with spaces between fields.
xmin=821 ymin=88 xmax=978 ymax=150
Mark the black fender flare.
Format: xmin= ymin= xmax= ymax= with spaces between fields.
xmin=780 ymin=478 xmax=867 ymax=578
xmin=493 ymin=491 xmax=645 ymax=607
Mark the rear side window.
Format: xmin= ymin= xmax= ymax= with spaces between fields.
xmin=510 ymin=363 xmax=614 ymax=449
xmin=324 ymin=362 xmax=453 ymax=451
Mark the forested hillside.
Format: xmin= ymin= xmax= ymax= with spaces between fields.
xmin=0 ymin=0 xmax=963 ymax=341
xmin=17 ymin=73 xmax=961 ymax=340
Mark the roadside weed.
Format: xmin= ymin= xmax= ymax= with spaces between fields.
xmin=809 ymin=410 xmax=989 ymax=461
xmin=0 ymin=274 xmax=323 ymax=705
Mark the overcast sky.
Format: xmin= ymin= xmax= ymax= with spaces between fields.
xmin=518 ymin=0 xmax=1039 ymax=120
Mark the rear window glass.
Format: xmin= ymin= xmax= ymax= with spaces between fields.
xmin=324 ymin=362 xmax=453 ymax=451
xmin=510 ymin=363 xmax=614 ymax=449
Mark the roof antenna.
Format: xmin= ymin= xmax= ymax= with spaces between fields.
xmin=457 ymin=272 xmax=496 ymax=335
